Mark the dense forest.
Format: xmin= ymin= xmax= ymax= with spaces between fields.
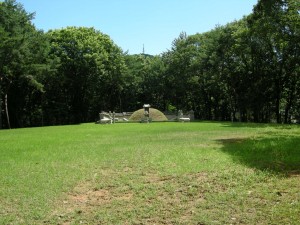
xmin=0 ymin=0 xmax=299 ymax=128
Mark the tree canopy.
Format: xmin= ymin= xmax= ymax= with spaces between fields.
xmin=0 ymin=0 xmax=299 ymax=128
xmin=44 ymin=27 xmax=126 ymax=124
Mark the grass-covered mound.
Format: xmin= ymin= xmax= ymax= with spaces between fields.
xmin=129 ymin=108 xmax=168 ymax=121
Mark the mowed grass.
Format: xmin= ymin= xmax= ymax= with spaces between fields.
xmin=0 ymin=122 xmax=299 ymax=224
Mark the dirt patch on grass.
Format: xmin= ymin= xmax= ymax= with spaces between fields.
xmin=69 ymin=183 xmax=132 ymax=204
xmin=68 ymin=187 xmax=111 ymax=205
xmin=141 ymin=171 xmax=209 ymax=223
xmin=49 ymin=178 xmax=134 ymax=224
xmin=48 ymin=169 xmax=230 ymax=224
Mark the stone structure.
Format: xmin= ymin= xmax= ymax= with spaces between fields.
xmin=143 ymin=104 xmax=151 ymax=123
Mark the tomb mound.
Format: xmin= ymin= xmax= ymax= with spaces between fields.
xmin=129 ymin=108 xmax=168 ymax=121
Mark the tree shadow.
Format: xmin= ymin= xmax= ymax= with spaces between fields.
xmin=220 ymin=122 xmax=299 ymax=129
xmin=217 ymin=135 xmax=300 ymax=176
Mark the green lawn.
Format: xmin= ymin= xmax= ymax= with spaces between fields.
xmin=0 ymin=122 xmax=299 ymax=224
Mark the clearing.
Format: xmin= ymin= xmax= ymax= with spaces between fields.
xmin=0 ymin=122 xmax=299 ymax=224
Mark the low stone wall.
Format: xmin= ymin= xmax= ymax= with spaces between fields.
xmin=113 ymin=112 xmax=132 ymax=120
xmin=97 ymin=110 xmax=194 ymax=122
xmin=164 ymin=110 xmax=195 ymax=121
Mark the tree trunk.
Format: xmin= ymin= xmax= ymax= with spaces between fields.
xmin=284 ymin=86 xmax=295 ymax=124
xmin=5 ymin=93 xmax=11 ymax=129
xmin=0 ymin=81 xmax=2 ymax=129
xmin=275 ymin=97 xmax=281 ymax=124
xmin=275 ymin=79 xmax=281 ymax=124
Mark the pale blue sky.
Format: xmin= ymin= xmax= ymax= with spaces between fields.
xmin=17 ymin=0 xmax=258 ymax=55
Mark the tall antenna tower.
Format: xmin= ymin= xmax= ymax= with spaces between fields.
xmin=142 ymin=44 xmax=145 ymax=54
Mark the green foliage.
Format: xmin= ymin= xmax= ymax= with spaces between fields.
xmin=44 ymin=27 xmax=126 ymax=124
xmin=247 ymin=0 xmax=300 ymax=123
xmin=0 ymin=0 xmax=48 ymax=128
xmin=122 ymin=54 xmax=166 ymax=111
xmin=162 ymin=0 xmax=300 ymax=123
xmin=0 ymin=0 xmax=299 ymax=128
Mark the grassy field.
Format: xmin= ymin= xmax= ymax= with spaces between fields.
xmin=0 ymin=122 xmax=299 ymax=224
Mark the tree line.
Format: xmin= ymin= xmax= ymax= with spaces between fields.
xmin=0 ymin=0 xmax=299 ymax=128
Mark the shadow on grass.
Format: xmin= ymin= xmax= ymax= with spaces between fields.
xmin=217 ymin=135 xmax=300 ymax=175
xmin=220 ymin=121 xmax=300 ymax=129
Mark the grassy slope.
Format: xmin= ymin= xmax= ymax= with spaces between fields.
xmin=0 ymin=122 xmax=299 ymax=224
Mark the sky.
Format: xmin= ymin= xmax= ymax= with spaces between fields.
xmin=17 ymin=0 xmax=258 ymax=55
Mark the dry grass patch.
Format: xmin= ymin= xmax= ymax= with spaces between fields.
xmin=48 ymin=168 xmax=213 ymax=224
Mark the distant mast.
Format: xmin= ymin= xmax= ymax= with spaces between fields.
xmin=142 ymin=44 xmax=145 ymax=55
